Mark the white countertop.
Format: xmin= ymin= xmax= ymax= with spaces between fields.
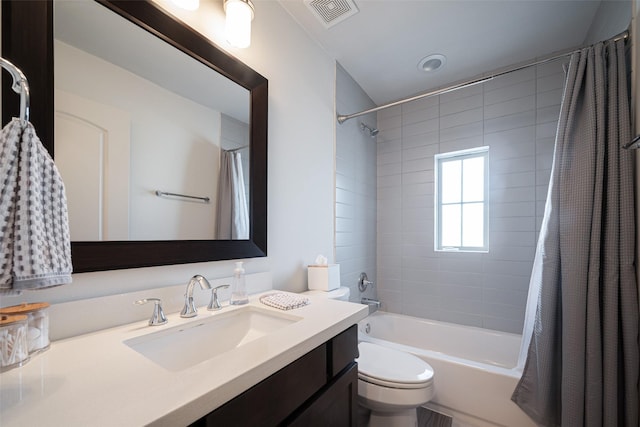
xmin=0 ymin=292 xmax=368 ymax=427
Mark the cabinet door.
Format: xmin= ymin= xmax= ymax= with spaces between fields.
xmin=329 ymin=325 xmax=358 ymax=376
xmin=195 ymin=345 xmax=327 ymax=427
xmin=286 ymin=362 xmax=358 ymax=427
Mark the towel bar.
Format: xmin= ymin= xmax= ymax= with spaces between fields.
xmin=155 ymin=190 xmax=210 ymax=203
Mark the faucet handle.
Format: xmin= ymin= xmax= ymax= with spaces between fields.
xmin=358 ymin=272 xmax=374 ymax=292
xmin=208 ymin=284 xmax=230 ymax=311
xmin=134 ymin=298 xmax=168 ymax=326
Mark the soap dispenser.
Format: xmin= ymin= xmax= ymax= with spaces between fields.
xmin=230 ymin=261 xmax=248 ymax=305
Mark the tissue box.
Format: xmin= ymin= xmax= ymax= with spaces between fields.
xmin=308 ymin=264 xmax=340 ymax=291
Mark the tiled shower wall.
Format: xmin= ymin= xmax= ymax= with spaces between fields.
xmin=376 ymin=59 xmax=565 ymax=333
xmin=335 ymin=63 xmax=377 ymax=301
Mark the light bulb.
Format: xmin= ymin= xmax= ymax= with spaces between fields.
xmin=225 ymin=0 xmax=254 ymax=49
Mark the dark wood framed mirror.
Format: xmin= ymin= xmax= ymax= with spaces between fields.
xmin=1 ymin=0 xmax=267 ymax=273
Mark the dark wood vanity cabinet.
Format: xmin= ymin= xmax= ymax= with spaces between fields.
xmin=189 ymin=325 xmax=359 ymax=427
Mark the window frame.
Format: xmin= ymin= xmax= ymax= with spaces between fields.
xmin=434 ymin=146 xmax=489 ymax=253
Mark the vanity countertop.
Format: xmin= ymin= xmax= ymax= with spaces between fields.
xmin=0 ymin=292 xmax=368 ymax=427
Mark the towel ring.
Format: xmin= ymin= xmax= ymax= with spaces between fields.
xmin=0 ymin=57 xmax=30 ymax=122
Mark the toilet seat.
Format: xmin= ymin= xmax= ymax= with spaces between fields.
xmin=359 ymin=372 xmax=430 ymax=390
xmin=357 ymin=342 xmax=434 ymax=390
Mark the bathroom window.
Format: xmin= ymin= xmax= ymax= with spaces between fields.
xmin=435 ymin=147 xmax=489 ymax=252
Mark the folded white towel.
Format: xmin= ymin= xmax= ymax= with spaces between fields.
xmin=0 ymin=118 xmax=72 ymax=293
xmin=259 ymin=292 xmax=310 ymax=311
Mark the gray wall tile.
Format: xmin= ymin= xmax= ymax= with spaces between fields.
xmin=440 ymin=93 xmax=483 ymax=116
xmin=336 ymin=64 xmax=378 ymax=301
xmin=376 ymin=60 xmax=562 ymax=333
xmin=484 ymin=95 xmax=535 ymax=120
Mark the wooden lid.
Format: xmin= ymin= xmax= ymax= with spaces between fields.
xmin=0 ymin=302 xmax=50 ymax=315
xmin=0 ymin=314 xmax=28 ymax=326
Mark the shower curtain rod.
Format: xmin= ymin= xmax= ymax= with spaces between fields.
xmin=336 ymin=30 xmax=629 ymax=124
xmin=226 ymin=145 xmax=249 ymax=152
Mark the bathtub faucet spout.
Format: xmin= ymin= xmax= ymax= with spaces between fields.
xmin=361 ymin=297 xmax=380 ymax=307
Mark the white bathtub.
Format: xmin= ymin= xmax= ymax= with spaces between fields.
xmin=357 ymin=311 xmax=537 ymax=427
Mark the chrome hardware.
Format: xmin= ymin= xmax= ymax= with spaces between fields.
xmin=155 ymin=190 xmax=210 ymax=203
xmin=180 ymin=275 xmax=212 ymax=318
xmin=361 ymin=297 xmax=381 ymax=314
xmin=0 ymin=57 xmax=30 ymax=122
xmin=361 ymin=297 xmax=380 ymax=308
xmin=358 ymin=272 xmax=374 ymax=292
xmin=208 ymin=284 xmax=230 ymax=311
xmin=134 ymin=298 xmax=168 ymax=326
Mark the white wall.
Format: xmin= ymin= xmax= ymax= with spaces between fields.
xmin=1 ymin=0 xmax=336 ymax=307
xmin=56 ymin=41 xmax=221 ymax=241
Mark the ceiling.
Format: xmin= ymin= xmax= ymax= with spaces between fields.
xmin=278 ymin=0 xmax=608 ymax=107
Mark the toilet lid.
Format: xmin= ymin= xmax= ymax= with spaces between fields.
xmin=326 ymin=287 xmax=350 ymax=299
xmin=356 ymin=342 xmax=434 ymax=388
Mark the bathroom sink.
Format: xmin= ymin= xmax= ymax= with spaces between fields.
xmin=124 ymin=306 xmax=301 ymax=371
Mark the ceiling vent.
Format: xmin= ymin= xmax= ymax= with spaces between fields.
xmin=305 ymin=0 xmax=359 ymax=29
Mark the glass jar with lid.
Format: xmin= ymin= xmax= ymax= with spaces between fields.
xmin=0 ymin=302 xmax=50 ymax=354
xmin=0 ymin=314 xmax=30 ymax=372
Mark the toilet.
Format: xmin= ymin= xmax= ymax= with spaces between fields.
xmin=304 ymin=287 xmax=434 ymax=426
xmin=303 ymin=286 xmax=351 ymax=301
xmin=356 ymin=342 xmax=435 ymax=427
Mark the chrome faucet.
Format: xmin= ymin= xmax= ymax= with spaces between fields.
xmin=180 ymin=274 xmax=212 ymax=318
xmin=134 ymin=298 xmax=168 ymax=326
xmin=361 ymin=297 xmax=381 ymax=314
xmin=361 ymin=297 xmax=381 ymax=308
xmin=208 ymin=284 xmax=230 ymax=311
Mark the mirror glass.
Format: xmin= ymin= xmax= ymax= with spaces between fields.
xmin=54 ymin=0 xmax=250 ymax=241
xmin=2 ymin=0 xmax=267 ymax=272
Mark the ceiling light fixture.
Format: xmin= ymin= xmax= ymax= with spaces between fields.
xmin=171 ymin=0 xmax=200 ymax=11
xmin=224 ymin=0 xmax=255 ymax=49
xmin=418 ymin=54 xmax=446 ymax=73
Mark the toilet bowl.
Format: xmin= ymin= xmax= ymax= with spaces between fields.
xmin=356 ymin=342 xmax=435 ymax=427
xmin=303 ymin=286 xmax=350 ymax=301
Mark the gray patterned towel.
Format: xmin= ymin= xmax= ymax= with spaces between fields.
xmin=0 ymin=118 xmax=72 ymax=294
xmin=259 ymin=292 xmax=310 ymax=310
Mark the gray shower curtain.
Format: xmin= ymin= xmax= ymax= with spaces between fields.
xmin=215 ymin=150 xmax=249 ymax=239
xmin=511 ymin=39 xmax=639 ymax=426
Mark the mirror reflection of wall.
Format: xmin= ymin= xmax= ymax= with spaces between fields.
xmin=53 ymin=0 xmax=250 ymax=242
